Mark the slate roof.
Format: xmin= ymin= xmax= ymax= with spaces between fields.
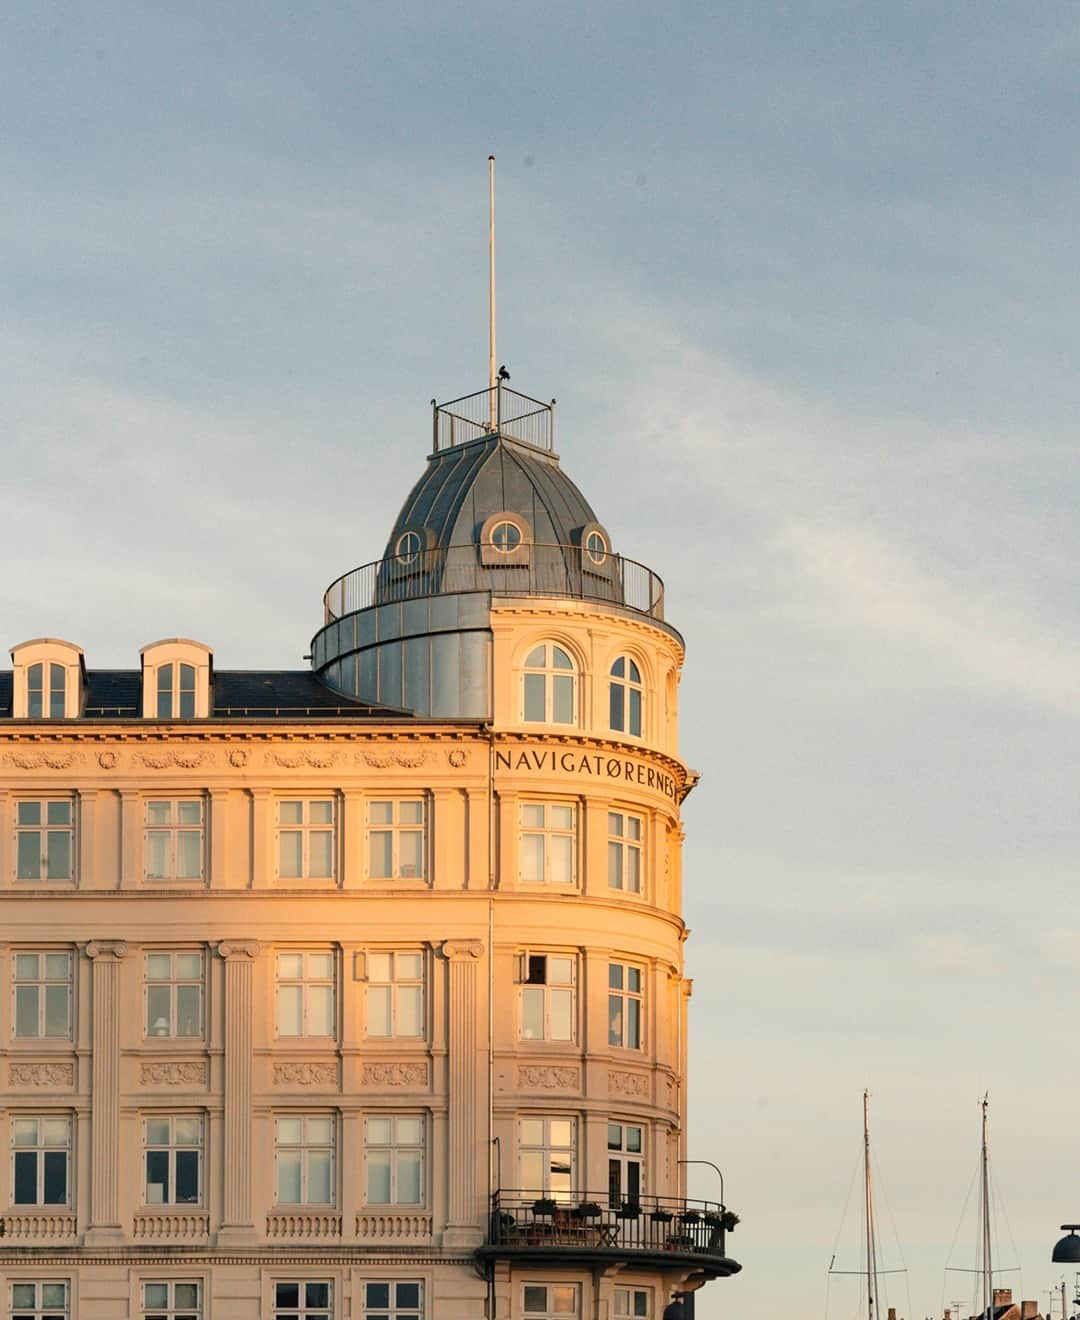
xmin=0 ymin=670 xmax=413 ymax=720
xmin=383 ymin=433 xmax=600 ymax=558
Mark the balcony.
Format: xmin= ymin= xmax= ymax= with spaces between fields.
xmin=478 ymin=1191 xmax=741 ymax=1278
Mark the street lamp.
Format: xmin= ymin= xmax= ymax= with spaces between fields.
xmin=677 ymin=1158 xmax=725 ymax=1209
xmin=1053 ymin=1227 xmax=1080 ymax=1264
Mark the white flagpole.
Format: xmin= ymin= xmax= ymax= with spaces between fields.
xmin=489 ymin=154 xmax=497 ymax=432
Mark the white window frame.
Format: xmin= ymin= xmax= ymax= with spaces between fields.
xmin=10 ymin=1280 xmax=71 ymax=1319
xmin=144 ymin=798 xmax=205 ymax=881
xmin=607 ymin=1121 xmax=644 ymax=1206
xmin=12 ymin=1116 xmax=71 ymax=1206
xmin=156 ymin=662 xmax=197 ymax=719
xmin=13 ymin=950 xmax=73 ymax=1039
xmin=276 ymin=951 xmax=337 ymax=1040
xmin=522 ymin=1283 xmax=580 ymax=1318
xmin=26 ymin=661 xmax=68 ymax=719
xmin=518 ymin=1116 xmax=575 ymax=1201
xmin=143 ymin=1115 xmax=203 ymax=1207
xmin=367 ymin=798 xmax=427 ymax=880
xmin=272 ymin=1280 xmax=333 ymax=1320
xmin=144 ymin=951 xmax=204 ymax=1040
xmin=277 ymin=799 xmax=337 ymax=881
xmin=518 ymin=952 xmax=576 ymax=1042
xmin=274 ymin=1114 xmax=336 ymax=1206
xmin=608 ymin=961 xmax=644 ymax=1051
xmin=140 ymin=1279 xmax=203 ymax=1320
xmin=608 ymin=655 xmax=644 ymax=737
xmin=519 ymin=801 xmax=577 ymax=885
xmin=360 ymin=1280 xmax=424 ymax=1319
xmin=14 ymin=798 xmax=75 ymax=882
xmin=521 ymin=642 xmax=577 ymax=725
xmin=365 ymin=951 xmax=425 ymax=1039
xmin=613 ymin=1286 xmax=651 ymax=1318
xmin=607 ymin=811 xmax=643 ymax=894
xmin=364 ymin=1115 xmax=426 ymax=1206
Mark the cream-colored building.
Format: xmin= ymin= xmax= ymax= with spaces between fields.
xmin=0 ymin=386 xmax=738 ymax=1320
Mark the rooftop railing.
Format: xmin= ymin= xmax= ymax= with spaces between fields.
xmin=482 ymin=1190 xmax=739 ymax=1271
xmin=433 ymin=384 xmax=555 ymax=452
xmin=322 ymin=544 xmax=665 ymax=624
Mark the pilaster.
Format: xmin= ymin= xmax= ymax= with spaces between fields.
xmin=84 ymin=940 xmax=128 ymax=1244
xmin=441 ymin=939 xmax=485 ymax=1246
xmin=217 ymin=940 xmax=260 ymax=1243
xmin=119 ymin=789 xmax=141 ymax=888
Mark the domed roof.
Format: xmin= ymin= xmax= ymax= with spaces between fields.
xmin=382 ymin=433 xmax=601 ymax=558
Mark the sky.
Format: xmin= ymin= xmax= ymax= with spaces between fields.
xmin=3 ymin=2 xmax=1079 ymax=1316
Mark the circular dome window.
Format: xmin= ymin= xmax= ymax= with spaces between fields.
xmin=490 ymin=520 xmax=523 ymax=554
xmin=395 ymin=530 xmax=422 ymax=566
xmin=585 ymin=530 xmax=608 ymax=565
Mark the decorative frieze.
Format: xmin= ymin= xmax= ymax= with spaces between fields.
xmin=139 ymin=1061 xmax=208 ymax=1087
xmin=517 ymin=1065 xmax=580 ymax=1090
xmin=9 ymin=1061 xmax=75 ymax=1088
xmin=266 ymin=1212 xmax=342 ymax=1239
xmin=268 ymin=748 xmax=340 ymax=769
xmin=132 ymin=1213 xmax=209 ymax=1240
xmin=360 ymin=1061 xmax=428 ymax=1088
xmin=356 ymin=1213 xmax=433 ymax=1240
xmin=0 ymin=1213 xmax=77 ymax=1241
xmin=0 ymin=749 xmax=81 ymax=770
xmin=136 ymin=748 xmax=209 ymax=769
xmin=358 ymin=749 xmax=430 ymax=769
xmin=609 ymin=1068 xmax=650 ymax=1097
xmin=273 ymin=1061 xmax=338 ymax=1087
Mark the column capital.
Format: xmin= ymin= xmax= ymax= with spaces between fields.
xmin=442 ymin=940 xmax=484 ymax=962
xmin=218 ymin=940 xmax=261 ymax=962
xmin=85 ymin=940 xmax=129 ymax=961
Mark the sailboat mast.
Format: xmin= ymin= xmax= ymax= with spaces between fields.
xmin=864 ymin=1090 xmax=880 ymax=1320
xmin=981 ymin=1094 xmax=992 ymax=1320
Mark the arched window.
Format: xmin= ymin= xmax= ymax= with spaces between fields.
xmin=609 ymin=657 xmax=643 ymax=736
xmin=157 ymin=663 xmax=197 ymax=718
xmin=27 ymin=662 xmax=67 ymax=718
xmin=522 ymin=644 xmax=576 ymax=725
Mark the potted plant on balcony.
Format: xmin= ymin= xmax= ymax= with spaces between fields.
xmin=532 ymin=1198 xmax=557 ymax=1217
xmin=573 ymin=1201 xmax=602 ymax=1220
xmin=615 ymin=1201 xmax=641 ymax=1221
xmin=720 ymin=1209 xmax=740 ymax=1232
xmin=649 ymin=1207 xmax=674 ymax=1224
xmin=677 ymin=1208 xmax=700 ymax=1225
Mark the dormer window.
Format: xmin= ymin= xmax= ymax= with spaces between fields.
xmin=10 ymin=639 xmax=84 ymax=719
xmin=157 ymin=663 xmax=197 ymax=718
xmin=480 ymin=511 xmax=531 ymax=567
xmin=140 ymin=640 xmax=212 ymax=719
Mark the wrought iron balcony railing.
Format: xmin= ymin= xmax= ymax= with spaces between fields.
xmin=480 ymin=1190 xmax=740 ymax=1275
xmin=323 ymin=544 xmax=666 ymax=624
xmin=433 ymin=385 xmax=555 ymax=452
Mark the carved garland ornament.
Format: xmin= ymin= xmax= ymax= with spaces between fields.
xmin=446 ymin=749 xmax=467 ymax=768
xmin=97 ymin=749 xmax=119 ymax=769
xmin=608 ymin=1069 xmax=649 ymax=1097
xmin=9 ymin=1062 xmax=75 ymax=1088
xmin=273 ymin=1062 xmax=338 ymax=1087
xmin=361 ymin=1062 xmax=428 ymax=1087
xmin=359 ymin=750 xmax=430 ymax=769
xmin=137 ymin=749 xmax=209 ymax=770
xmin=517 ymin=1066 xmax=579 ymax=1090
xmin=268 ymin=749 xmax=340 ymax=769
xmin=1 ymin=750 xmax=81 ymax=770
xmin=140 ymin=1062 xmax=208 ymax=1087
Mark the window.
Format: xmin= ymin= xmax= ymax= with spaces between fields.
xmin=585 ymin=529 xmax=608 ymax=564
xmin=15 ymin=800 xmax=73 ymax=881
xmin=522 ymin=643 xmax=576 ymax=724
xmin=519 ymin=803 xmax=576 ymax=885
xmin=145 ymin=953 xmax=203 ymax=1039
xmin=278 ymin=800 xmax=335 ymax=880
xmin=27 ymin=662 xmax=66 ymax=719
xmin=519 ymin=1117 xmax=574 ymax=1200
xmin=367 ymin=952 xmax=424 ymax=1038
xmin=523 ymin=1284 xmax=579 ymax=1318
xmin=156 ymin=663 xmax=196 ymax=719
xmin=142 ymin=1281 xmax=202 ymax=1320
xmin=368 ymin=800 xmax=425 ymax=879
xmin=145 ymin=800 xmax=204 ymax=881
xmin=365 ymin=1116 xmax=424 ymax=1205
xmin=608 ymin=963 xmax=643 ymax=1050
xmin=10 ymin=1281 xmax=70 ymax=1320
xmin=276 ymin=1116 xmax=334 ymax=1205
xmin=395 ymin=530 xmax=422 ymax=565
xmin=614 ymin=1287 xmax=650 ymax=1318
xmin=607 ymin=1123 xmax=643 ymax=1206
xmin=144 ymin=1116 xmax=202 ymax=1205
xmin=607 ymin=812 xmax=643 ymax=894
xmin=361 ymin=1281 xmax=423 ymax=1319
xmin=277 ymin=952 xmax=335 ymax=1038
xmin=609 ymin=656 xmax=643 ymax=736
xmin=520 ymin=954 xmax=575 ymax=1042
xmin=273 ymin=1282 xmax=332 ymax=1320
xmin=14 ymin=952 xmax=72 ymax=1039
xmin=490 ymin=520 xmax=522 ymax=553
xmin=12 ymin=1117 xmax=70 ymax=1205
